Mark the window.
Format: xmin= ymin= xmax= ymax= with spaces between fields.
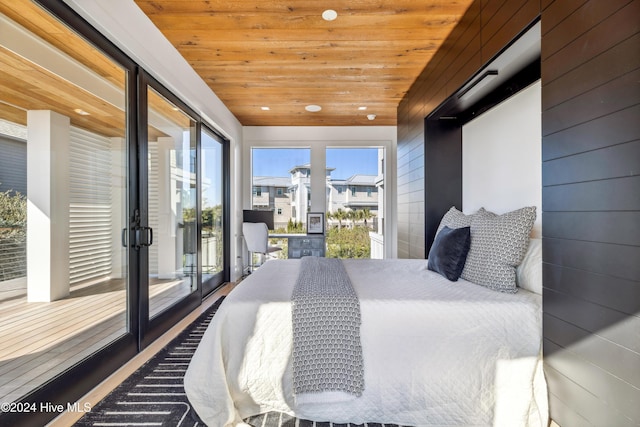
xmin=326 ymin=147 xmax=384 ymax=259
xmin=252 ymin=148 xmax=310 ymax=233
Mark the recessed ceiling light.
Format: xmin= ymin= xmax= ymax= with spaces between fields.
xmin=305 ymin=104 xmax=322 ymax=112
xmin=74 ymin=108 xmax=90 ymax=116
xmin=358 ymin=106 xmax=368 ymax=111
xmin=367 ymin=114 xmax=377 ymax=121
xmin=261 ymin=106 xmax=270 ymax=111
xmin=322 ymin=9 xmax=337 ymax=21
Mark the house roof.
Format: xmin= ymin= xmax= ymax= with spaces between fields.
xmin=253 ymin=176 xmax=291 ymax=187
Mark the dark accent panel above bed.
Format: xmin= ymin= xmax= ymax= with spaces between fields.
xmin=541 ymin=1 xmax=640 ymax=426
xmin=424 ymin=120 xmax=462 ymax=255
xmin=397 ymin=0 xmax=639 ymax=426
xmin=396 ymin=0 xmax=540 ymax=259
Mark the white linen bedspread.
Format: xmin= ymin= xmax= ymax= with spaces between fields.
xmin=185 ymin=259 xmax=546 ymax=427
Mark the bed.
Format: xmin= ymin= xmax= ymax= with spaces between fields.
xmin=185 ymin=227 xmax=547 ymax=427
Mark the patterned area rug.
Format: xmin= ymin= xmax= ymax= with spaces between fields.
xmin=74 ymin=298 xmax=224 ymax=426
xmin=74 ymin=296 xmax=407 ymax=427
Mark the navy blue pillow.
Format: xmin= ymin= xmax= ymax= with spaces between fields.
xmin=427 ymin=226 xmax=471 ymax=281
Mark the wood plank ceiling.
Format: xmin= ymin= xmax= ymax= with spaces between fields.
xmin=0 ymin=0 xmax=473 ymax=134
xmin=134 ymin=0 xmax=474 ymax=126
xmin=0 ymin=0 xmax=128 ymax=137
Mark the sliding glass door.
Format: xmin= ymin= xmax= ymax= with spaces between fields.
xmin=141 ymin=78 xmax=200 ymax=332
xmin=0 ymin=1 xmax=140 ymax=423
xmin=201 ymin=126 xmax=227 ymax=295
xmin=0 ymin=2 xmax=229 ymax=424
xmin=138 ymin=73 xmax=229 ymax=345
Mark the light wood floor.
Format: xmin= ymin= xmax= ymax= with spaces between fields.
xmin=47 ymin=282 xmax=234 ymax=427
xmin=0 ymin=276 xmax=196 ymax=404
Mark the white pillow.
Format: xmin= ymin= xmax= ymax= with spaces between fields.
xmin=516 ymin=238 xmax=542 ymax=294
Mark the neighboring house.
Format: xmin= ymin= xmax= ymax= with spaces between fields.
xmin=0 ymin=134 xmax=26 ymax=196
xmin=252 ymin=165 xmax=380 ymax=230
xmin=252 ymin=176 xmax=291 ymax=228
xmin=327 ymin=174 xmax=378 ymax=212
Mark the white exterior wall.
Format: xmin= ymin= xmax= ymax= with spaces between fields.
xmin=26 ymin=110 xmax=70 ymax=301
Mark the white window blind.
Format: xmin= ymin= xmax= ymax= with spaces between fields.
xmin=148 ymin=140 xmax=159 ymax=276
xmin=68 ymin=128 xmax=113 ymax=285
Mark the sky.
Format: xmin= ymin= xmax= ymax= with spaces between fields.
xmin=252 ymin=147 xmax=379 ymax=179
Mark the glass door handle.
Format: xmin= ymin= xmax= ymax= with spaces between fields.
xmin=134 ymin=226 xmax=153 ymax=248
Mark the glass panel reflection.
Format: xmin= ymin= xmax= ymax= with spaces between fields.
xmin=147 ymin=88 xmax=197 ymax=318
xmin=201 ymin=129 xmax=224 ymax=283
xmin=0 ymin=0 xmax=129 ymax=403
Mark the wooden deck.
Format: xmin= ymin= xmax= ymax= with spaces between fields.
xmin=0 ymin=277 xmax=192 ymax=403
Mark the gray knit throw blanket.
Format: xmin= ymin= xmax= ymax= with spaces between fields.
xmin=291 ymin=257 xmax=364 ymax=399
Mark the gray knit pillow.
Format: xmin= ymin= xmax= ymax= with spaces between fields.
xmin=461 ymin=206 xmax=536 ymax=293
xmin=436 ymin=206 xmax=486 ymax=235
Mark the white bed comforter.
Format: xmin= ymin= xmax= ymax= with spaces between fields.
xmin=185 ymin=259 xmax=547 ymax=427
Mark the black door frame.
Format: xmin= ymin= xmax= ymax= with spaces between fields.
xmin=2 ymin=1 xmax=231 ymax=425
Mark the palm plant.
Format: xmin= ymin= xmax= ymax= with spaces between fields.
xmin=361 ymin=207 xmax=375 ymax=229
xmin=332 ymin=208 xmax=347 ymax=229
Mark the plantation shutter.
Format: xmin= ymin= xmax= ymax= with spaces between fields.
xmin=148 ymin=140 xmax=159 ymax=276
xmin=68 ymin=127 xmax=112 ymax=284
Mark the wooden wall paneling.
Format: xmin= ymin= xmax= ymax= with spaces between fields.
xmin=397 ymin=0 xmax=640 ymax=425
xmin=442 ymin=11 xmax=482 ymax=96
xmin=543 ymin=140 xmax=640 ymax=186
xmin=396 ymin=0 xmax=542 ymax=258
xmin=543 ymin=260 xmax=640 ymax=316
xmin=541 ymin=4 xmax=640 ymax=417
xmin=445 ymin=37 xmax=482 ymax=98
xmin=543 ymin=210 xmax=640 ymax=247
xmin=481 ymin=0 xmax=540 ymax=63
xmin=480 ymin=0 xmax=505 ymax=25
xmin=396 ymin=1 xmax=481 ymax=259
xmin=542 ymin=0 xmax=635 ymax=61
xmin=543 ymin=69 xmax=640 ymax=136
xmin=540 ymin=0 xmax=588 ymax=35
xmin=397 ymin=82 xmax=424 ymax=258
xmin=543 ymin=236 xmax=639 ymax=285
xmin=545 ymin=387 xmax=591 ymax=427
xmin=411 ymin=1 xmax=480 ymax=115
xmin=544 ymin=313 xmax=640 ymax=393
xmin=543 ymin=175 xmax=640 ymax=212
xmin=544 ymin=332 xmax=640 ymax=423
xmin=542 ymin=1 xmax=640 ymax=82
xmin=539 ymin=14 xmax=639 ymax=427
xmin=543 ymin=253 xmax=639 ymax=345
xmin=424 ymin=119 xmax=462 ymax=254
xmin=543 ymin=33 xmax=640 ymax=108
xmin=542 ymin=104 xmax=640 ymax=160
xmin=544 ymin=348 xmax=639 ymax=427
